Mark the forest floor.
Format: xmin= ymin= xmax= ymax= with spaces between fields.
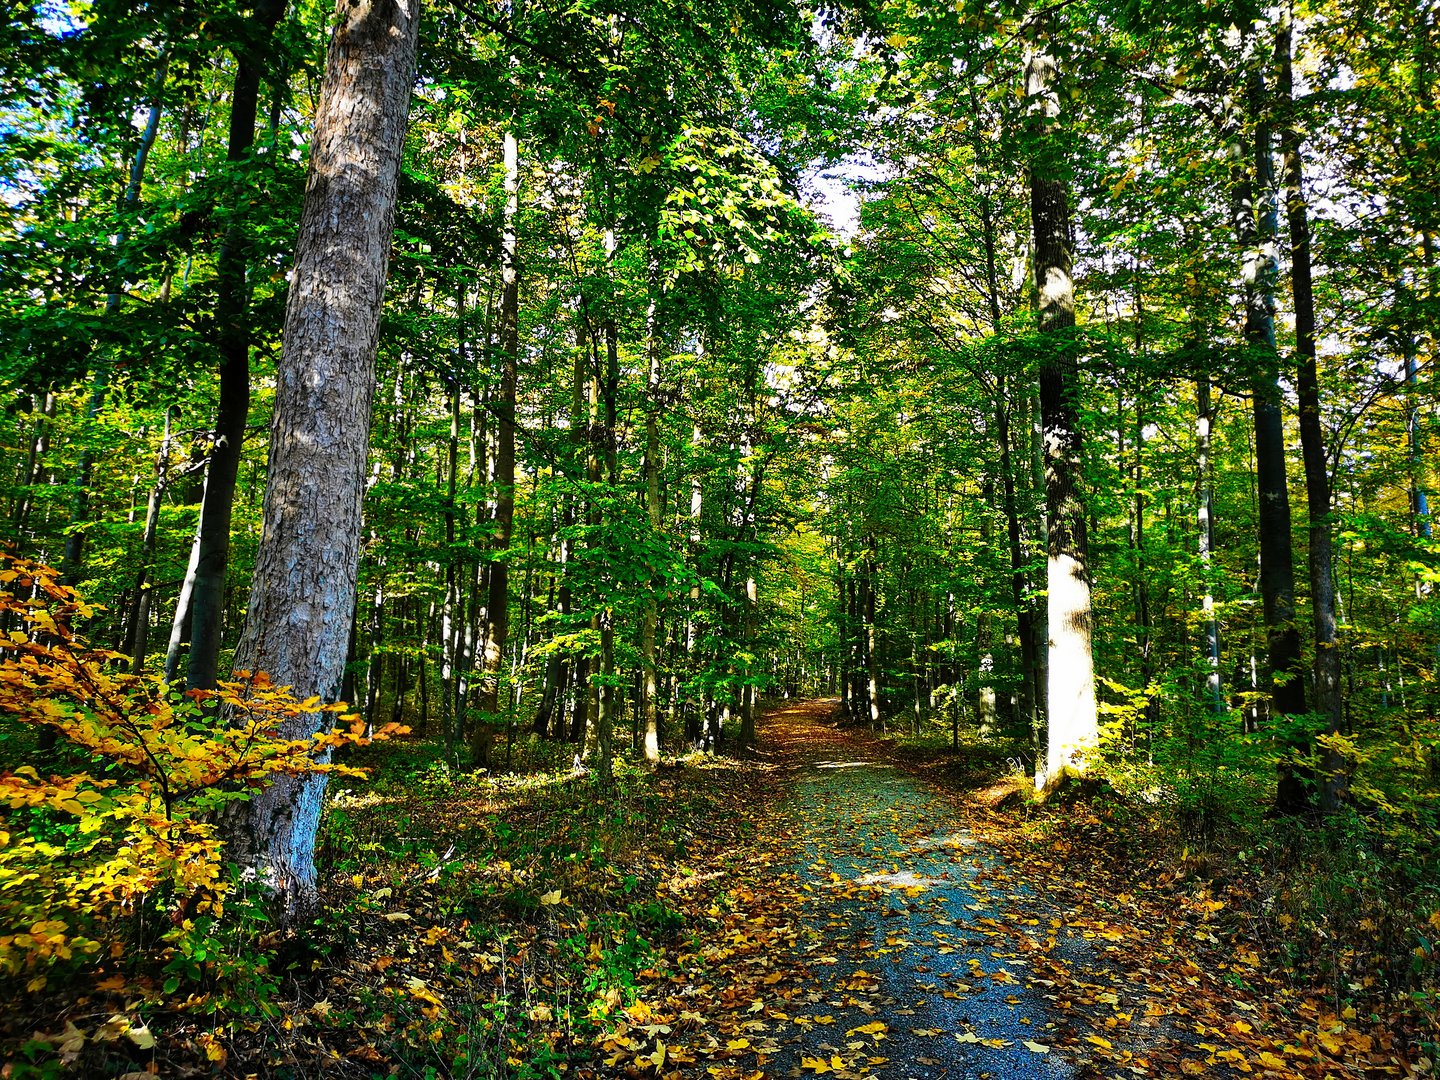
xmin=27 ymin=699 xmax=1428 ymax=1078
xmin=579 ymin=698 xmax=1422 ymax=1080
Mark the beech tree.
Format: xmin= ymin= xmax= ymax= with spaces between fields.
xmin=1024 ymin=17 xmax=1096 ymax=785
xmin=229 ymin=0 xmax=420 ymax=916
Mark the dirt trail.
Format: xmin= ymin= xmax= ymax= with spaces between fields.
xmin=726 ymin=698 xmax=1076 ymax=1078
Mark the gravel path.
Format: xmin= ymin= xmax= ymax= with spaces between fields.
xmin=749 ymin=699 xmax=1078 ymax=1080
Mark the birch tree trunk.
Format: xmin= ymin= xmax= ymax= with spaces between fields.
xmin=641 ymin=271 xmax=664 ymax=764
xmin=1026 ymin=25 xmax=1097 ymax=786
xmin=1196 ymin=373 xmax=1224 ymax=714
xmin=229 ymin=0 xmax=420 ymax=920
xmin=127 ymin=405 xmax=179 ymax=675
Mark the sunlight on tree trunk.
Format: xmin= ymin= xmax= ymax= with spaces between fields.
xmin=1026 ymin=25 xmax=1096 ymax=788
xmin=229 ymin=0 xmax=420 ymax=921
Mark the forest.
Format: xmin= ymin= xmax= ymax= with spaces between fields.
xmin=0 ymin=0 xmax=1437 ymax=1075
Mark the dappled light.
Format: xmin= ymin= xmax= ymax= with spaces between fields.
xmin=1 ymin=0 xmax=1435 ymax=1073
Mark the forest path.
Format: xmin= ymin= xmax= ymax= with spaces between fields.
xmin=741 ymin=698 xmax=1078 ymax=1079
xmin=641 ymin=699 xmax=1390 ymax=1080
xmin=644 ymin=699 xmax=1128 ymax=1077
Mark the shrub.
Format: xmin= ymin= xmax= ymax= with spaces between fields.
xmin=0 ymin=552 xmax=400 ymax=992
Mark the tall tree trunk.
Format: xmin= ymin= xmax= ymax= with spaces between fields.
xmin=567 ymin=329 xmax=590 ymax=747
xmin=686 ymin=424 xmax=703 ymax=741
xmin=1196 ymin=373 xmax=1224 ymax=713
xmin=1408 ymin=348 xmax=1430 ymax=540
xmin=1233 ymin=44 xmax=1311 ymax=813
xmin=862 ymin=538 xmax=881 ymax=727
xmin=740 ymin=574 xmax=758 ymax=744
xmin=229 ymin=0 xmax=419 ymax=920
xmin=186 ymin=0 xmax=289 ymax=691
xmin=472 ymin=128 xmax=520 ymax=765
xmin=443 ymin=370 xmax=463 ymax=762
xmin=595 ymin=257 xmax=621 ymax=780
xmin=640 ymin=270 xmax=664 ymax=764
xmin=1027 ymin=26 xmax=1096 ymax=785
xmin=1278 ymin=5 xmax=1344 ymax=810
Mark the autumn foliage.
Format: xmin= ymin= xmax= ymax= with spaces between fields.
xmin=0 ymin=552 xmax=399 ymax=992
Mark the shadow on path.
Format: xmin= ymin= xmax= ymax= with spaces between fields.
xmin=734 ymin=699 xmax=1078 ymax=1079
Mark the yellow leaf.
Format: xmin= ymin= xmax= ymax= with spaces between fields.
xmin=539 ymin=889 xmax=563 ymax=906
xmin=1086 ymin=1034 xmax=1114 ymax=1050
xmin=848 ymin=1021 xmax=887 ymax=1036
xmin=1024 ymin=1040 xmax=1051 ymax=1053
xmin=800 ymin=1056 xmax=833 ymax=1074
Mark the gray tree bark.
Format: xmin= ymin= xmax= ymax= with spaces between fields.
xmin=229 ymin=0 xmax=420 ymax=920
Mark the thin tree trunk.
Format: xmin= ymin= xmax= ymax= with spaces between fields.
xmin=63 ymin=48 xmax=171 ymax=583
xmin=128 ymin=406 xmax=179 ymax=674
xmin=11 ymin=391 xmax=57 ymax=541
xmin=1196 ymin=374 xmax=1224 ymax=713
xmin=473 ymin=129 xmax=520 ymax=765
xmin=186 ymin=0 xmax=289 ymax=691
xmin=568 ymin=323 xmax=591 ymax=749
xmin=1233 ymin=45 xmax=1311 ymax=813
xmin=165 ymin=519 xmax=202 ymax=682
xmin=641 ymin=269 xmax=663 ymax=764
xmin=229 ymin=0 xmax=419 ymax=920
xmin=1278 ymin=4 xmax=1344 ymax=810
xmin=996 ymin=390 xmax=1040 ymax=741
xmin=740 ymin=570 xmax=758 ymax=745
xmin=443 ymin=369 xmax=463 ymax=761
xmin=863 ymin=538 xmax=881 ymax=727
xmin=595 ymin=256 xmax=621 ymax=780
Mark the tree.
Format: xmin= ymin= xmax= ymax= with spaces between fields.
xmin=229 ymin=0 xmax=421 ymax=918
xmin=1025 ymin=18 xmax=1096 ymax=785
xmin=1277 ymin=1 xmax=1345 ymax=812
xmin=1229 ymin=20 xmax=1310 ymax=814
xmin=175 ymin=0 xmax=290 ymax=692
